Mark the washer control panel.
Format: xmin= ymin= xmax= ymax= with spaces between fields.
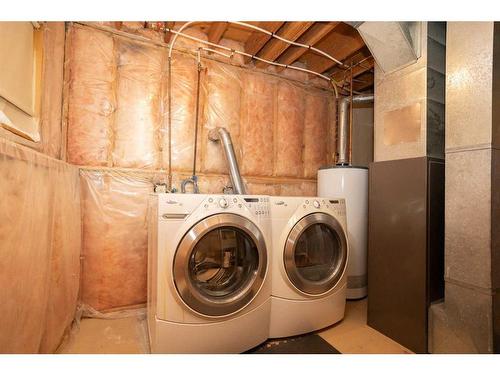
xmin=202 ymin=196 xmax=270 ymax=217
xmin=242 ymin=196 xmax=270 ymax=217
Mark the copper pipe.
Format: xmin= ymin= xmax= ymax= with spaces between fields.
xmin=349 ymin=62 xmax=353 ymax=165
xmin=167 ymin=56 xmax=173 ymax=191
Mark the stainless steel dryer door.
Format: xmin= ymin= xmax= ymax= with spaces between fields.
xmin=284 ymin=213 xmax=348 ymax=295
xmin=173 ymin=213 xmax=267 ymax=317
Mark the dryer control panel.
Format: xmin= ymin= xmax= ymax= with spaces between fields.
xmin=301 ymin=198 xmax=346 ymax=216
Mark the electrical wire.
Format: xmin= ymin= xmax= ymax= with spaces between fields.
xmin=164 ymin=21 xmax=344 ymax=190
xmin=166 ymin=22 xmax=337 ymax=83
xmin=230 ymin=21 xmax=347 ymax=68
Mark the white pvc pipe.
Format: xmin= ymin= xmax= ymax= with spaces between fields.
xmin=165 ymin=21 xmax=342 ymax=83
xmin=230 ymin=21 xmax=346 ymax=67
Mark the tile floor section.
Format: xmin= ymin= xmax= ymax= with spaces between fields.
xmin=59 ymin=299 xmax=411 ymax=354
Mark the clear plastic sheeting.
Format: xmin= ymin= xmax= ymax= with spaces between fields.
xmin=40 ymin=22 xmax=65 ymax=159
xmin=65 ymin=24 xmax=336 ymax=312
xmin=202 ymin=60 xmax=242 ymax=174
xmin=303 ymin=92 xmax=330 ymax=178
xmin=0 ymin=138 xmax=81 ymax=353
xmin=66 ymin=26 xmax=115 ymax=166
xmin=65 ymin=23 xmax=335 ymax=180
xmin=167 ymin=52 xmax=200 ymax=172
xmin=239 ymin=71 xmax=276 ymax=177
xmin=80 ymin=170 xmax=151 ymax=311
xmin=113 ymin=38 xmax=164 ymax=168
xmin=275 ymin=81 xmax=306 ymax=177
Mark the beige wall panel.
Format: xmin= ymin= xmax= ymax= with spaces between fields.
xmin=66 ymin=27 xmax=115 ymax=166
xmin=112 ymin=39 xmax=163 ymax=169
xmin=80 ymin=171 xmax=150 ymax=311
xmin=303 ymin=92 xmax=329 ymax=178
xmin=202 ymin=61 xmax=242 ymax=174
xmin=374 ymin=23 xmax=428 ymax=162
xmin=275 ymin=82 xmax=305 ymax=177
xmin=446 ymin=22 xmax=494 ymax=150
xmin=240 ymin=72 xmax=275 ymax=176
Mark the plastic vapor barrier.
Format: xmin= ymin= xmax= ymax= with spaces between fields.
xmin=275 ymin=81 xmax=306 ymax=177
xmin=202 ymin=60 xmax=241 ymax=174
xmin=239 ymin=71 xmax=276 ymax=177
xmin=113 ymin=39 xmax=164 ymax=168
xmin=0 ymin=139 xmax=81 ymax=353
xmin=168 ymin=52 xmax=199 ymax=172
xmin=66 ymin=23 xmax=334 ymax=180
xmin=67 ymin=27 xmax=115 ymax=166
xmin=80 ymin=170 xmax=150 ymax=311
xmin=65 ymin=23 xmax=335 ymax=311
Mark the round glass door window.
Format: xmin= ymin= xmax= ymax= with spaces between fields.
xmin=189 ymin=227 xmax=258 ymax=298
xmin=174 ymin=214 xmax=267 ymax=317
xmin=284 ymin=213 xmax=347 ymax=295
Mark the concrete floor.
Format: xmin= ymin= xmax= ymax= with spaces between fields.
xmin=59 ymin=298 xmax=411 ymax=354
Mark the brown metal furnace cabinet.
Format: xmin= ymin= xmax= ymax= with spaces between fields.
xmin=367 ymin=156 xmax=444 ymax=353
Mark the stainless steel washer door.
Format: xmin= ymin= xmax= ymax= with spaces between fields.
xmin=173 ymin=213 xmax=267 ymax=317
xmin=284 ymin=213 xmax=348 ymax=295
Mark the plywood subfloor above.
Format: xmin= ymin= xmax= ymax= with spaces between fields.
xmin=111 ymin=21 xmax=374 ymax=93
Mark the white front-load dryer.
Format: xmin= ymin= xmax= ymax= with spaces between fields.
xmin=147 ymin=193 xmax=271 ymax=353
xmin=269 ymin=196 xmax=349 ymax=338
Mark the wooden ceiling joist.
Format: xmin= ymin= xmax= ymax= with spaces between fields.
xmin=352 ymin=71 xmax=374 ymax=91
xmin=155 ymin=21 xmax=374 ymax=92
xmin=331 ymin=57 xmax=374 ymax=86
xmin=164 ymin=22 xmax=176 ymax=43
xmin=275 ymin=22 xmax=340 ymax=71
xmin=299 ymin=23 xmax=365 ymax=74
xmin=254 ymin=21 xmax=314 ymax=68
xmin=208 ymin=22 xmax=228 ymax=44
xmin=243 ymin=22 xmax=285 ymax=64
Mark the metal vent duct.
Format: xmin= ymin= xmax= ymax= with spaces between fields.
xmin=348 ymin=22 xmax=422 ymax=73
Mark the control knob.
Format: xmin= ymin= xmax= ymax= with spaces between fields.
xmin=219 ymin=198 xmax=229 ymax=208
xmin=313 ymin=200 xmax=320 ymax=209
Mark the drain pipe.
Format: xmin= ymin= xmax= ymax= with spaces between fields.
xmin=337 ymin=94 xmax=374 ymax=165
xmin=208 ymin=127 xmax=247 ymax=194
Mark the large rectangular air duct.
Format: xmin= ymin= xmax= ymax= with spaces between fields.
xmin=349 ymin=22 xmax=422 ymax=73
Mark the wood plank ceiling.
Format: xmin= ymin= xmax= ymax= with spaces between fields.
xmin=153 ymin=21 xmax=374 ymax=93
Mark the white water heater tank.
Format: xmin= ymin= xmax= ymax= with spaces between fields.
xmin=318 ymin=166 xmax=368 ymax=299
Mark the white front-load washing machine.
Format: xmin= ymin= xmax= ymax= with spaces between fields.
xmin=147 ymin=193 xmax=271 ymax=353
xmin=269 ymin=196 xmax=349 ymax=338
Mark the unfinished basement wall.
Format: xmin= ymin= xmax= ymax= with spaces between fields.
xmin=0 ymin=23 xmax=81 ymax=353
xmin=64 ymin=23 xmax=337 ymax=311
